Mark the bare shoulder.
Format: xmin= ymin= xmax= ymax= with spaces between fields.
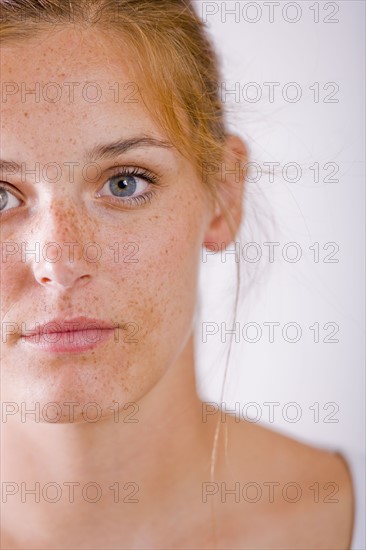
xmin=209 ymin=414 xmax=354 ymax=549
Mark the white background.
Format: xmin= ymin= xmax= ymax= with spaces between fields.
xmin=193 ymin=1 xmax=365 ymax=456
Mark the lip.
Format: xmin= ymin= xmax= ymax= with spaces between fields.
xmin=20 ymin=316 xmax=118 ymax=354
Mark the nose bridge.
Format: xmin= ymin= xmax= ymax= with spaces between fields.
xmin=47 ymin=195 xmax=83 ymax=243
xmin=34 ymin=153 xmax=88 ymax=235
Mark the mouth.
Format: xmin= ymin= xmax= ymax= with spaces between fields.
xmin=20 ymin=316 xmax=118 ymax=354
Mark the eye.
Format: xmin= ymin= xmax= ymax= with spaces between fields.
xmin=96 ymin=167 xmax=159 ymax=207
xmin=0 ymin=184 xmax=22 ymax=213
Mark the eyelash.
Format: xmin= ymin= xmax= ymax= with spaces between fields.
xmin=0 ymin=166 xmax=161 ymax=215
xmin=102 ymin=166 xmax=160 ymax=208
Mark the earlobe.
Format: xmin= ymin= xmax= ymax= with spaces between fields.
xmin=202 ymin=134 xmax=248 ymax=252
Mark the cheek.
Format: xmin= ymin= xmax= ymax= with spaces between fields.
xmin=0 ymin=258 xmax=26 ymax=319
xmin=102 ymin=207 xmax=203 ymax=338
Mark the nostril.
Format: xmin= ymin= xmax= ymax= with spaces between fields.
xmin=36 ymin=274 xmax=92 ymax=289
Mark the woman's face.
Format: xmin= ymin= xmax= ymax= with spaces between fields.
xmin=0 ymin=27 xmax=212 ymax=422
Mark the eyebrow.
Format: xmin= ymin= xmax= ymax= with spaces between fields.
xmin=85 ymin=136 xmax=173 ymax=163
xmin=0 ymin=160 xmax=21 ymax=174
xmin=0 ymin=136 xmax=174 ymax=174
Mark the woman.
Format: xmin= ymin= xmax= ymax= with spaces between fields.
xmin=0 ymin=1 xmax=359 ymax=548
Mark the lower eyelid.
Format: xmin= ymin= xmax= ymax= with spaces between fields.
xmin=104 ymin=189 xmax=157 ymax=208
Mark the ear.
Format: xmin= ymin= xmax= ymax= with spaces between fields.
xmin=202 ymin=135 xmax=248 ymax=252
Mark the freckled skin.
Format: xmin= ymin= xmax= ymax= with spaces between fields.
xmin=0 ymin=26 xmax=353 ymax=550
xmin=0 ymin=27 xmax=210 ymax=420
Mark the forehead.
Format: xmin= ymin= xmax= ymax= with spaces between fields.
xmin=0 ymin=26 xmax=164 ymax=162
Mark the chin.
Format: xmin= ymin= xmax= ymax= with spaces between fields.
xmin=1 ymin=359 xmax=161 ymax=426
xmin=1 ymin=387 xmax=141 ymax=425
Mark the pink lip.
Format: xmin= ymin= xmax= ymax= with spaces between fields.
xmin=21 ymin=316 xmax=118 ymax=353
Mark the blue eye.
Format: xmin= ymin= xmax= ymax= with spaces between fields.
xmin=0 ymin=185 xmax=22 ymax=213
xmin=109 ymin=174 xmax=142 ymax=197
xmin=97 ymin=168 xmax=159 ymax=207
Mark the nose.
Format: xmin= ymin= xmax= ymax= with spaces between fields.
xmin=29 ymin=201 xmax=95 ymax=291
xmin=32 ymin=246 xmax=92 ymax=290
